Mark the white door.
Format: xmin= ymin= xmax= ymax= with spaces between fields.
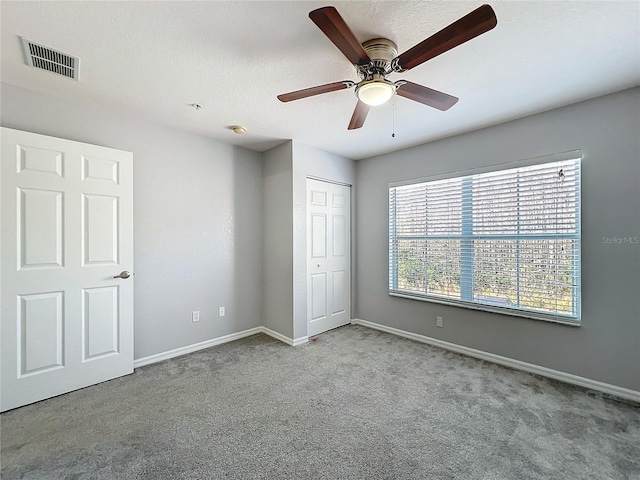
xmin=1 ymin=127 xmax=134 ymax=412
xmin=307 ymin=178 xmax=351 ymax=337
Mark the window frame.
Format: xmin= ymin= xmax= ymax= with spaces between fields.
xmin=388 ymin=151 xmax=582 ymax=326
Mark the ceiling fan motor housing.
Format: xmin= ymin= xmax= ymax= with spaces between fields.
xmin=359 ymin=38 xmax=398 ymax=79
xmin=353 ymin=38 xmax=399 ymax=105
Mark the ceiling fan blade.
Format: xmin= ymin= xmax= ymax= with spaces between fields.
xmin=277 ymin=81 xmax=354 ymax=102
xmin=348 ymin=100 xmax=370 ymax=130
xmin=309 ymin=7 xmax=371 ymax=66
xmin=393 ymin=4 xmax=497 ymax=71
xmin=396 ymin=81 xmax=459 ymax=111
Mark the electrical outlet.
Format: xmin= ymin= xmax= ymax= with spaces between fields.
xmin=219 ymin=307 xmax=225 ymax=317
xmin=192 ymin=311 xmax=200 ymax=323
xmin=436 ymin=316 xmax=444 ymax=328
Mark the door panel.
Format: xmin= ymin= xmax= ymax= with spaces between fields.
xmin=332 ymin=192 xmax=345 ymax=208
xmin=1 ymin=127 xmax=134 ymax=412
xmin=311 ymin=273 xmax=327 ymax=320
xmin=19 ymin=292 xmax=64 ymax=375
xmin=82 ymin=194 xmax=119 ymax=265
xmin=310 ymin=189 xmax=326 ymax=206
xmin=83 ymin=286 xmax=119 ymax=360
xmin=18 ymin=145 xmax=64 ymax=176
xmin=311 ymin=213 xmax=327 ymax=259
xmin=18 ymin=188 xmax=64 ymax=269
xmin=82 ymin=155 xmax=119 ymax=183
xmin=307 ymin=179 xmax=351 ymax=337
xmin=332 ymin=215 xmax=346 ymax=257
xmin=332 ymin=270 xmax=346 ymax=314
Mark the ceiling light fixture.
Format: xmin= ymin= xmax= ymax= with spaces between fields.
xmin=232 ymin=125 xmax=247 ymax=135
xmin=355 ymin=78 xmax=395 ymax=106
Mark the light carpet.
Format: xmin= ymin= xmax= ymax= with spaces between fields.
xmin=2 ymin=325 xmax=639 ymax=479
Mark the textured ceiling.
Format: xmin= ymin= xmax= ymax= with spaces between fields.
xmin=1 ymin=1 xmax=639 ymax=160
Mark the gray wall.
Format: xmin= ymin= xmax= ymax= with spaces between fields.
xmin=292 ymin=142 xmax=356 ymax=339
xmin=261 ymin=141 xmax=294 ymax=338
xmin=261 ymin=141 xmax=355 ymax=341
xmin=356 ymin=87 xmax=640 ymax=390
xmin=1 ymin=82 xmax=263 ymax=360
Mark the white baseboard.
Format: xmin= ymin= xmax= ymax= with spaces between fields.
xmin=261 ymin=327 xmax=308 ymax=346
xmin=292 ymin=336 xmax=309 ymax=346
xmin=134 ymin=327 xmax=263 ymax=368
xmin=134 ymin=326 xmax=307 ymax=368
xmin=352 ymin=318 xmax=640 ymax=403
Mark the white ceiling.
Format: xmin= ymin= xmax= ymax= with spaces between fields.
xmin=1 ymin=1 xmax=639 ymax=160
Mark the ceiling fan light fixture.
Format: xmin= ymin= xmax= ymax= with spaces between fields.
xmin=356 ymin=80 xmax=395 ymax=106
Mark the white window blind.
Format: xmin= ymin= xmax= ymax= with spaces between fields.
xmin=389 ymin=154 xmax=581 ymax=324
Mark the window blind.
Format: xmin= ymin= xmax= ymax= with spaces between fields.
xmin=389 ymin=155 xmax=581 ymax=324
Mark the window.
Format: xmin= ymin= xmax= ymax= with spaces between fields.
xmin=389 ymin=152 xmax=581 ymax=324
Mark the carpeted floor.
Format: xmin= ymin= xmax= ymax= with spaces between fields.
xmin=1 ymin=325 xmax=639 ymax=479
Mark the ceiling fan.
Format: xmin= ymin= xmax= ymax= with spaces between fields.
xmin=277 ymin=4 xmax=497 ymax=130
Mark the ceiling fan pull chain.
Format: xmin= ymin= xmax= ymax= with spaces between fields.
xmin=392 ymin=96 xmax=396 ymax=138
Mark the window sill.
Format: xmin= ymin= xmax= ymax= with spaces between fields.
xmin=389 ymin=290 xmax=581 ymax=327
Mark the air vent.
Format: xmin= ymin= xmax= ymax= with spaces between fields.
xmin=20 ymin=37 xmax=79 ymax=80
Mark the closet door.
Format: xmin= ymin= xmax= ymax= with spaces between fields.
xmin=307 ymin=178 xmax=351 ymax=337
xmin=1 ymin=127 xmax=134 ymax=411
